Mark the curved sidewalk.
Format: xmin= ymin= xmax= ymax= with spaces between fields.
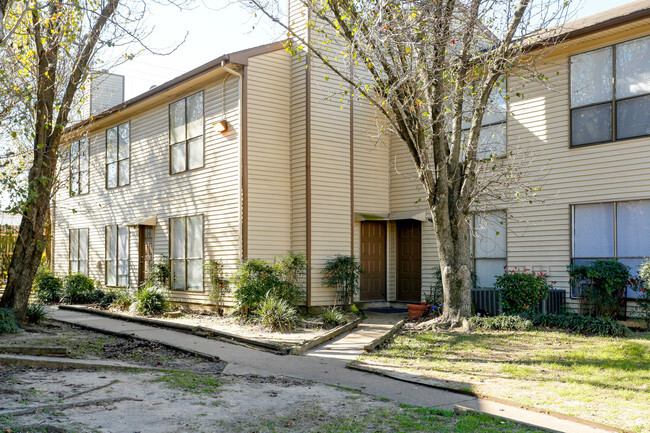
xmin=50 ymin=307 xmax=614 ymax=433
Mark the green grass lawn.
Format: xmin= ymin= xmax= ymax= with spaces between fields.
xmin=361 ymin=329 xmax=650 ymax=433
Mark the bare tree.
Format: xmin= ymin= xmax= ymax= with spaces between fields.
xmin=0 ymin=0 xmax=189 ymax=320
xmin=239 ymin=0 xmax=572 ymax=327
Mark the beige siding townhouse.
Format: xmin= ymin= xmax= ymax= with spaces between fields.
xmin=53 ymin=2 xmax=650 ymax=314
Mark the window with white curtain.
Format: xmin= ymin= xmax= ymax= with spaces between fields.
xmin=69 ymin=228 xmax=89 ymax=275
xmin=105 ymin=226 xmax=129 ymax=286
xmin=170 ymin=215 xmax=203 ymax=290
xmin=570 ymin=36 xmax=650 ymax=146
xmin=462 ymin=79 xmax=507 ymax=160
xmin=70 ymin=138 xmax=89 ymax=195
xmin=471 ymin=211 xmax=507 ymax=288
xmin=106 ymin=122 xmax=130 ymax=188
xmin=571 ymin=200 xmax=650 ymax=298
xmin=169 ymin=91 xmax=204 ymax=174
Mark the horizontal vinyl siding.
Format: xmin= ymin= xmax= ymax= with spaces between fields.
xmin=309 ymin=54 xmax=352 ymax=306
xmin=54 ymin=72 xmax=242 ymax=305
xmin=246 ymin=50 xmax=292 ymax=262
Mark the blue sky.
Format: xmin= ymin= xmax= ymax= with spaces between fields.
xmin=112 ymin=0 xmax=640 ymax=99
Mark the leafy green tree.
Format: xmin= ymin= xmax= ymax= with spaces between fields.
xmin=0 ymin=0 xmax=188 ymax=320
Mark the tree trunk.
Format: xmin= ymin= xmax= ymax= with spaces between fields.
xmin=433 ymin=208 xmax=473 ymax=328
xmin=0 ymin=140 xmax=57 ymax=320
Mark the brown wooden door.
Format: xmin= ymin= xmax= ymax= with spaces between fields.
xmin=138 ymin=226 xmax=154 ymax=285
xmin=397 ymin=220 xmax=422 ymax=302
xmin=360 ymin=221 xmax=387 ymax=301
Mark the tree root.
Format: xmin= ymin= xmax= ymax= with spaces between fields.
xmin=61 ymin=379 xmax=119 ymax=400
xmin=0 ymin=397 xmax=142 ymax=417
xmin=415 ymin=315 xmax=471 ymax=333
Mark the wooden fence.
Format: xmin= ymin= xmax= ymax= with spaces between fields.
xmin=1 ymin=225 xmax=18 ymax=286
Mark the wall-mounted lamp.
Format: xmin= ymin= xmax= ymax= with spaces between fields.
xmin=214 ymin=120 xmax=228 ymax=133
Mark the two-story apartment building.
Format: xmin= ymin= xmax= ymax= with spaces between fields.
xmin=53 ymin=1 xmax=650 ymax=312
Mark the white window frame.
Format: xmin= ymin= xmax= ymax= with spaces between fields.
xmin=169 ymin=215 xmax=204 ymax=291
xmin=106 ymin=122 xmax=131 ymax=189
xmin=70 ymin=138 xmax=89 ymax=196
xmin=105 ymin=225 xmax=130 ymax=287
xmin=471 ymin=210 xmax=507 ymax=289
xmin=169 ymin=91 xmax=204 ymax=174
xmin=69 ymin=228 xmax=89 ymax=275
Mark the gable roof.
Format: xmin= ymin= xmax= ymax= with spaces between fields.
xmin=67 ymin=41 xmax=286 ymax=133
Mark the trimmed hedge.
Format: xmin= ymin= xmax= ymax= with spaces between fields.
xmin=532 ymin=313 xmax=630 ymax=337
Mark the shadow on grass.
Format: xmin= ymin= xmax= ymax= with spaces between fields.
xmin=372 ymin=330 xmax=650 ymax=394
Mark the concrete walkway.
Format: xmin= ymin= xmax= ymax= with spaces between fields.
xmin=50 ymin=308 xmax=612 ymax=433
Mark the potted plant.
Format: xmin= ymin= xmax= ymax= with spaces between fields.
xmin=406 ymin=303 xmax=429 ymax=320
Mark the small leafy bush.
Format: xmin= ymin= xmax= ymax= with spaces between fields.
xmin=205 ymin=259 xmax=229 ymax=315
xmin=25 ymin=303 xmax=47 ymax=325
xmin=568 ymin=260 xmax=630 ymax=318
xmin=232 ymin=252 xmax=307 ymax=315
xmin=254 ymin=294 xmax=299 ymax=332
xmin=33 ymin=268 xmax=63 ymax=304
xmin=131 ymin=283 xmax=170 ymax=316
xmin=469 ymin=315 xmax=534 ymax=331
xmin=635 ymin=260 xmax=650 ymax=328
xmin=494 ymin=269 xmax=553 ymax=315
xmin=320 ymin=307 xmax=346 ymax=328
xmin=62 ymin=273 xmax=96 ymax=304
xmin=322 ymin=255 xmax=361 ymax=306
xmin=532 ymin=313 xmax=630 ymax=337
xmin=0 ymin=307 xmax=20 ymax=333
xmin=148 ymin=255 xmax=171 ymax=286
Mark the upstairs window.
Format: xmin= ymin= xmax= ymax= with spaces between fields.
xmin=170 ymin=215 xmax=203 ymax=291
xmin=105 ymin=225 xmax=129 ymax=287
xmin=169 ymin=91 xmax=204 ymax=174
xmin=570 ymin=36 xmax=650 ymax=147
xmin=462 ymin=79 xmax=507 ymax=159
xmin=70 ymin=138 xmax=89 ymax=195
xmin=69 ymin=228 xmax=89 ymax=275
xmin=106 ymin=122 xmax=130 ymax=188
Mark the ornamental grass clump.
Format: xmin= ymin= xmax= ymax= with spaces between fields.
xmin=320 ymin=307 xmax=347 ymax=328
xmin=254 ymin=294 xmax=299 ymax=332
xmin=494 ymin=268 xmax=553 ymax=315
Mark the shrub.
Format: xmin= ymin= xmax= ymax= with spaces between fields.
xmin=273 ymin=251 xmax=308 ymax=305
xmin=532 ymin=312 xmax=630 ymax=337
xmin=94 ymin=288 xmax=119 ymax=309
xmin=568 ymin=260 xmax=630 ymax=318
xmin=131 ymin=283 xmax=170 ymax=316
xmin=232 ymin=252 xmax=307 ymax=315
xmin=148 ymin=255 xmax=171 ymax=286
xmin=0 ymin=307 xmax=20 ymax=333
xmin=205 ymin=259 xmax=229 ymax=315
xmin=322 ymin=255 xmax=361 ymax=306
xmin=62 ymin=273 xmax=96 ymax=304
xmin=469 ymin=315 xmax=534 ymax=331
xmin=494 ymin=269 xmax=553 ymax=315
xmin=254 ymin=294 xmax=299 ymax=332
xmin=33 ymin=268 xmax=63 ymax=304
xmin=25 ymin=303 xmax=47 ymax=325
xmin=635 ymin=260 xmax=650 ymax=328
xmin=109 ymin=286 xmax=133 ymax=310
xmin=320 ymin=307 xmax=346 ymax=328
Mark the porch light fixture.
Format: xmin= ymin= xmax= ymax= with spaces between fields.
xmin=214 ymin=120 xmax=228 ymax=133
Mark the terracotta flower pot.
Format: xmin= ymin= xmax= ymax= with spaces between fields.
xmin=407 ymin=303 xmax=429 ymax=320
